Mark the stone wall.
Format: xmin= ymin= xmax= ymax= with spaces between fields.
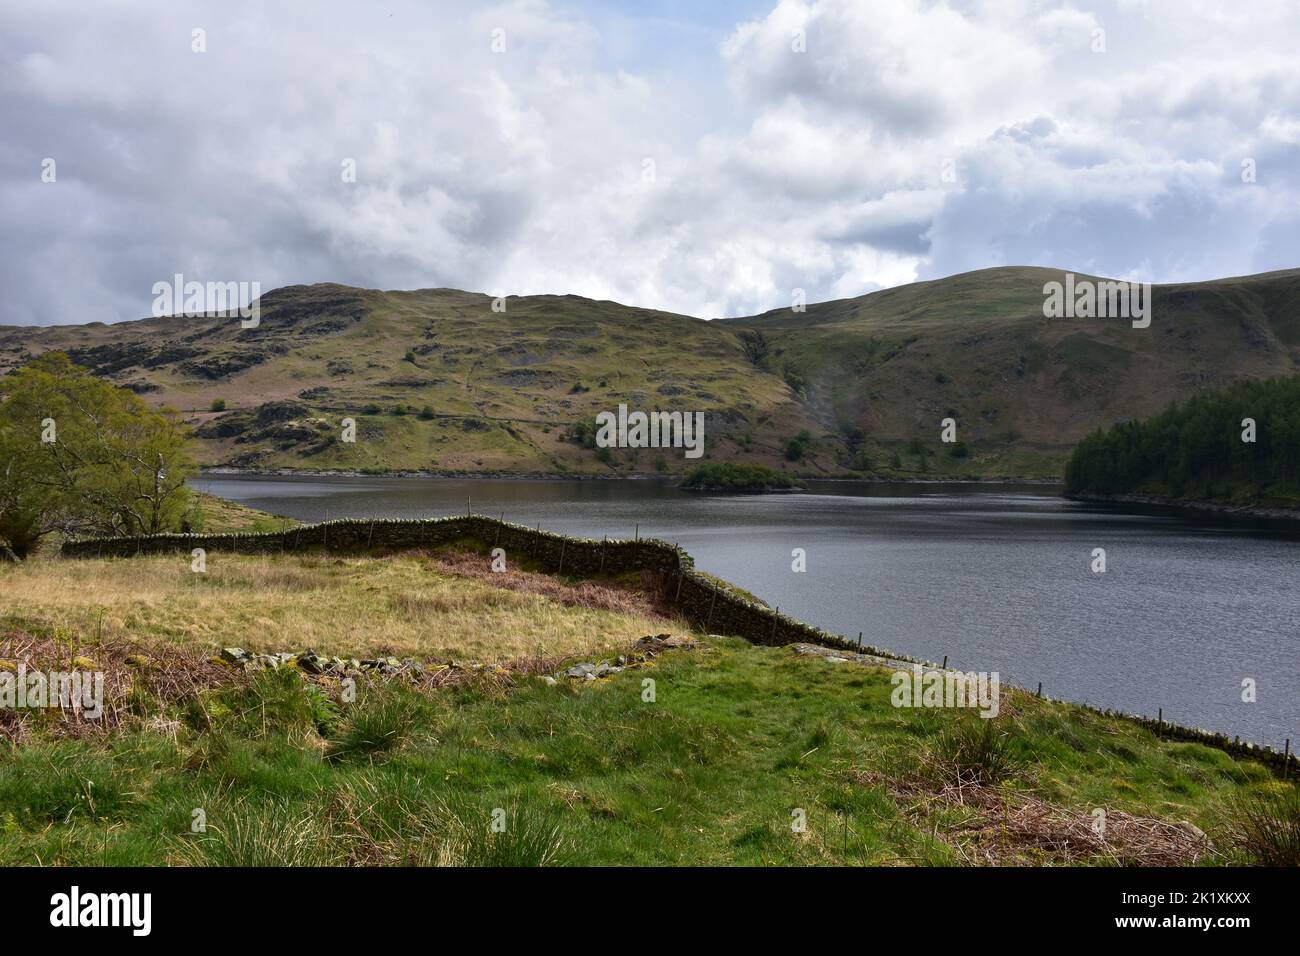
xmin=61 ymin=516 xmax=686 ymax=576
xmin=60 ymin=515 xmax=1298 ymax=775
xmin=62 ymin=515 xmax=897 ymax=658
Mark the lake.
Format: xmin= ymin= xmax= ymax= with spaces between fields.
xmin=192 ymin=474 xmax=1300 ymax=747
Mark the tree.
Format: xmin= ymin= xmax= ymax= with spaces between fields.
xmin=0 ymin=353 xmax=196 ymax=556
xmin=1064 ymin=374 xmax=1300 ymax=505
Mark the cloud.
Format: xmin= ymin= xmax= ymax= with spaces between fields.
xmin=2 ymin=0 xmax=1299 ymax=325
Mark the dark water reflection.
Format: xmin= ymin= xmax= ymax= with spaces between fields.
xmin=192 ymin=474 xmax=1300 ymax=746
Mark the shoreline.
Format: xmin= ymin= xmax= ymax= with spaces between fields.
xmin=197 ymin=465 xmax=1064 ymax=486
xmin=62 ymin=513 xmax=1298 ymax=771
xmin=1065 ymin=491 xmax=1300 ymax=523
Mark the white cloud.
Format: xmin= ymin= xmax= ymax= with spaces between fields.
xmin=2 ymin=0 xmax=1299 ymax=325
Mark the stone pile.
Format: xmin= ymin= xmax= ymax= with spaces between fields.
xmin=219 ymin=647 xmax=424 ymax=679
xmin=548 ymin=632 xmax=701 ymax=683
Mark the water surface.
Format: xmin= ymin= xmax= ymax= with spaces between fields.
xmin=193 ymin=474 xmax=1300 ymax=747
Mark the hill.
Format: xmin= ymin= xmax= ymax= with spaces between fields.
xmin=0 ymin=285 xmax=819 ymax=475
xmin=4 ymin=267 xmax=1300 ymax=478
xmin=723 ymin=267 xmax=1300 ymax=477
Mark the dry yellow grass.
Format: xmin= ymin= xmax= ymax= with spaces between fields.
xmin=0 ymin=551 xmax=679 ymax=661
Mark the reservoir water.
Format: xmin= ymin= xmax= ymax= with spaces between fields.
xmin=193 ymin=474 xmax=1300 ymax=747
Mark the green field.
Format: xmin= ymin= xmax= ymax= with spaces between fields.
xmin=2 ymin=539 xmax=1295 ymax=866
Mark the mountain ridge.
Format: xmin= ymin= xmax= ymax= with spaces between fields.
xmin=3 ymin=266 xmax=1298 ymax=479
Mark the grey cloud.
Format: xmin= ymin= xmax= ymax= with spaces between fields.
xmin=2 ymin=0 xmax=1299 ymax=326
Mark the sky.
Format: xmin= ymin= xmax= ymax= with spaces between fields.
xmin=3 ymin=0 xmax=1299 ymax=325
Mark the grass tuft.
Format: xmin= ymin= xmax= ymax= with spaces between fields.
xmin=926 ymin=716 xmax=1023 ymax=787
xmin=1228 ymin=786 xmax=1300 ymax=866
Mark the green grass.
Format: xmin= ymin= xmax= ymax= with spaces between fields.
xmin=0 ymin=637 xmax=1290 ymax=866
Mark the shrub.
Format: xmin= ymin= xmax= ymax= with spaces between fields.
xmin=682 ymin=462 xmax=800 ymax=492
xmin=739 ymin=331 xmax=770 ymax=368
xmin=565 ymin=420 xmax=599 ymax=449
xmin=210 ymin=398 xmax=227 ymax=412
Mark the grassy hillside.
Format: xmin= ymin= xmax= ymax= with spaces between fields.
xmin=4 ymin=267 xmax=1300 ymax=479
xmin=0 ymin=285 xmax=820 ymax=476
xmin=725 ymin=267 xmax=1300 ymax=478
xmin=1 ymin=546 xmax=1294 ymax=866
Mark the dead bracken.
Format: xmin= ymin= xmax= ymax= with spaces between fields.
xmin=852 ymin=768 xmax=1212 ymax=867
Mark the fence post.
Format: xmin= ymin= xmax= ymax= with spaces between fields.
xmin=558 ymin=540 xmax=565 ymax=575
